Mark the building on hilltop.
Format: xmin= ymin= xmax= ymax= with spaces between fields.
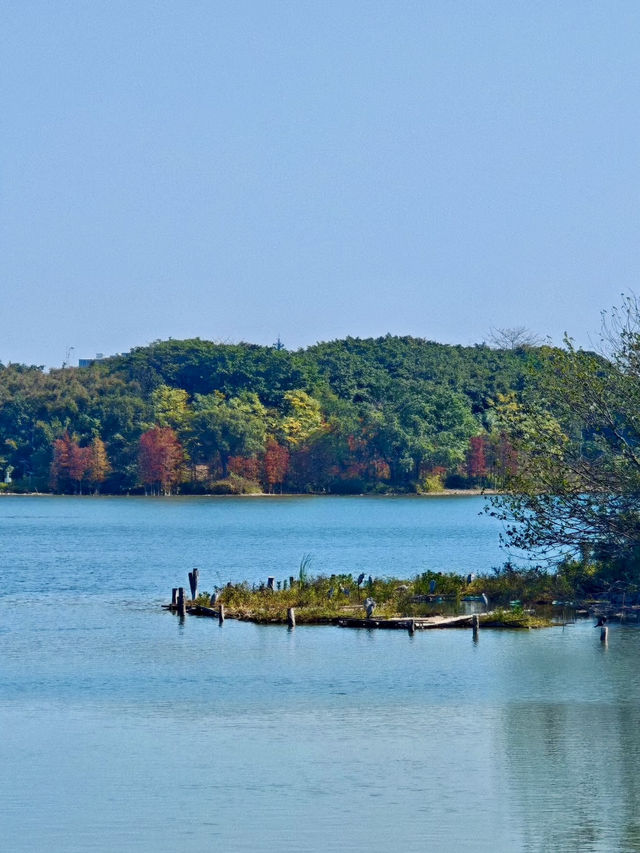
xmin=78 ymin=353 xmax=105 ymax=368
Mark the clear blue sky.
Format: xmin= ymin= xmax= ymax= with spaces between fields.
xmin=2 ymin=1 xmax=639 ymax=367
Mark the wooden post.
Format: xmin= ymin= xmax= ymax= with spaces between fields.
xmin=218 ymin=604 xmax=225 ymax=625
xmin=287 ymin=607 xmax=296 ymax=629
xmin=267 ymin=576 xmax=275 ymax=590
xmin=177 ymin=587 xmax=186 ymax=617
xmin=289 ymin=576 xmax=295 ymax=588
xmin=472 ymin=613 xmax=479 ymax=640
xmin=188 ymin=568 xmax=199 ymax=601
xmin=210 ymin=591 xmax=218 ymax=605
xmin=408 ymin=619 xmax=415 ymax=635
xmin=172 ymin=588 xmax=178 ymax=606
xmin=601 ymin=625 xmax=608 ymax=643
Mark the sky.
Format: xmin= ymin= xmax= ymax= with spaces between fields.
xmin=2 ymin=1 xmax=640 ymax=368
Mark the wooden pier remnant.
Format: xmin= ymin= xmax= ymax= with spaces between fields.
xmin=177 ymin=587 xmax=186 ymax=617
xmin=287 ymin=607 xmax=296 ymax=629
xmin=472 ymin=613 xmax=479 ymax=640
xmin=267 ymin=576 xmax=275 ymax=590
xmin=171 ymin=588 xmax=179 ymax=606
xmin=218 ymin=604 xmax=225 ymax=625
xmin=188 ymin=568 xmax=199 ymax=601
xmin=337 ymin=613 xmax=480 ymax=630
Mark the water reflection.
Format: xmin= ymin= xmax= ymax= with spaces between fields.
xmin=501 ymin=625 xmax=640 ymax=852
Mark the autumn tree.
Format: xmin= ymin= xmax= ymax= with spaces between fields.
xmin=50 ymin=432 xmax=92 ymax=493
xmin=466 ymin=435 xmax=488 ymax=481
xmin=138 ymin=427 xmax=184 ymax=495
xmin=88 ymin=436 xmax=111 ymax=493
xmin=50 ymin=432 xmax=73 ymax=492
xmin=262 ymin=437 xmax=290 ymax=493
xmin=281 ymin=390 xmax=325 ymax=446
xmin=227 ymin=455 xmax=261 ymax=481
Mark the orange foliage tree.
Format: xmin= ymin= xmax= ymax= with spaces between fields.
xmin=466 ymin=435 xmax=488 ymax=480
xmin=50 ymin=432 xmax=93 ymax=493
xmin=88 ymin=436 xmax=111 ymax=492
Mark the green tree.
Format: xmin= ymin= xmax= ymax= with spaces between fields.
xmin=190 ymin=392 xmax=266 ymax=477
xmin=491 ymin=301 xmax=640 ymax=577
xmin=150 ymin=385 xmax=192 ymax=431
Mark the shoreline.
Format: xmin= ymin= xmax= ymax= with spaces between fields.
xmin=0 ymin=488 xmax=496 ymax=498
xmin=168 ymin=601 xmax=552 ymax=630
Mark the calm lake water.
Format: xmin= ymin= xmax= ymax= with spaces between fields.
xmin=2 ymin=495 xmax=640 ymax=852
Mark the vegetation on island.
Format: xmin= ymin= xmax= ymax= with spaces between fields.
xmin=0 ymin=334 xmax=540 ymax=496
xmin=194 ymin=565 xmax=554 ymax=628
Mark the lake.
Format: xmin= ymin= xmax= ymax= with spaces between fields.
xmin=2 ymin=495 xmax=640 ymax=852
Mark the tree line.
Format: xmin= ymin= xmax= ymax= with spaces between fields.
xmin=0 ymin=335 xmax=540 ymax=495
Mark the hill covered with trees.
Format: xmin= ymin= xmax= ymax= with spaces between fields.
xmin=0 ymin=335 xmax=542 ymax=495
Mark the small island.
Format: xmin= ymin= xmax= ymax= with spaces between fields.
xmin=165 ymin=560 xmax=639 ymax=631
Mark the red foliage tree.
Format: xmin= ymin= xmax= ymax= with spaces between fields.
xmin=50 ymin=432 xmax=92 ymax=493
xmin=494 ymin=432 xmax=518 ymax=479
xmin=50 ymin=433 xmax=74 ymax=490
xmin=138 ymin=427 xmax=184 ymax=495
xmin=228 ymin=455 xmax=261 ymax=481
xmin=262 ymin=438 xmax=290 ymax=493
xmin=467 ymin=435 xmax=488 ymax=480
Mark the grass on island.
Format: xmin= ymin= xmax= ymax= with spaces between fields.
xmin=192 ymin=563 xmax=560 ymax=628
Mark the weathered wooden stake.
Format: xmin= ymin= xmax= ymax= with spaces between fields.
xmin=408 ymin=619 xmax=415 ymax=635
xmin=287 ymin=607 xmax=296 ymax=629
xmin=188 ymin=568 xmax=199 ymax=600
xmin=172 ymin=588 xmax=179 ymax=605
xmin=210 ymin=591 xmax=218 ymax=605
xmin=601 ymin=625 xmax=608 ymax=643
xmin=289 ymin=576 xmax=295 ymax=588
xmin=218 ymin=604 xmax=225 ymax=625
xmin=472 ymin=613 xmax=479 ymax=640
xmin=267 ymin=576 xmax=275 ymax=590
xmin=177 ymin=587 xmax=186 ymax=617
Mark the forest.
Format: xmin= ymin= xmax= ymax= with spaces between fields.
xmin=0 ymin=335 xmax=542 ymax=495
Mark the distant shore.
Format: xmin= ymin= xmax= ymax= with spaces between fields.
xmin=0 ymin=488 xmax=495 ymax=498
